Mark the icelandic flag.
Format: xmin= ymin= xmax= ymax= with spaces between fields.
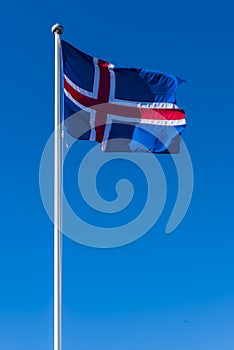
xmin=61 ymin=40 xmax=186 ymax=153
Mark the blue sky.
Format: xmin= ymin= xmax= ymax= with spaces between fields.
xmin=1 ymin=0 xmax=234 ymax=349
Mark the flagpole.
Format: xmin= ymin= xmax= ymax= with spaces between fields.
xmin=52 ymin=23 xmax=64 ymax=350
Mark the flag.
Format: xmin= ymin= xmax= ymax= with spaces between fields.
xmin=61 ymin=40 xmax=186 ymax=153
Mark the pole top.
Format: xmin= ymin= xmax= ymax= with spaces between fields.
xmin=51 ymin=23 xmax=64 ymax=35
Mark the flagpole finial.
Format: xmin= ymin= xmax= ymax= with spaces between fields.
xmin=52 ymin=23 xmax=64 ymax=35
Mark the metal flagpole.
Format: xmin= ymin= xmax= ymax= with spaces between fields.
xmin=51 ymin=23 xmax=64 ymax=350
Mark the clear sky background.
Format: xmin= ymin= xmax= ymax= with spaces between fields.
xmin=1 ymin=0 xmax=234 ymax=349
